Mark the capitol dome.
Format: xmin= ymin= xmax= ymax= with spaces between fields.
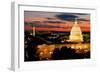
xmin=69 ymin=18 xmax=83 ymax=42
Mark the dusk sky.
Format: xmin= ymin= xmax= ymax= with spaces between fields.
xmin=24 ymin=11 xmax=90 ymax=32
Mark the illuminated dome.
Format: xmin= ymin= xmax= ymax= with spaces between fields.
xmin=69 ymin=18 xmax=83 ymax=42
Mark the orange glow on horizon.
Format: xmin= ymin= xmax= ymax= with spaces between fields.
xmin=24 ymin=18 xmax=90 ymax=32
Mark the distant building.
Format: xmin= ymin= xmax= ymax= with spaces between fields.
xmin=69 ymin=18 xmax=83 ymax=42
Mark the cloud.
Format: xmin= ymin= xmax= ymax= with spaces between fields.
xmin=56 ymin=13 xmax=78 ymax=21
xmin=78 ymin=19 xmax=90 ymax=21
xmin=76 ymin=13 xmax=90 ymax=15
xmin=55 ymin=13 xmax=90 ymax=22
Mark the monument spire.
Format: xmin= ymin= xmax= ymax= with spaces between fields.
xmin=33 ymin=27 xmax=35 ymax=36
